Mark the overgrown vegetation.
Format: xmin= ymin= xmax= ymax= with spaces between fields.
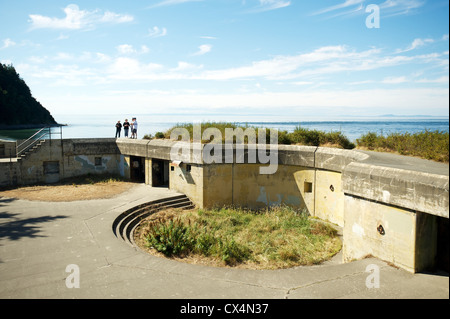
xmin=144 ymin=121 xmax=355 ymax=149
xmin=139 ymin=206 xmax=342 ymax=269
xmin=356 ymin=130 xmax=449 ymax=163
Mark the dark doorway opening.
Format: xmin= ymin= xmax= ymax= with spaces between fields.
xmin=130 ymin=156 xmax=145 ymax=183
xmin=152 ymin=159 xmax=169 ymax=187
xmin=436 ymin=216 xmax=449 ymax=273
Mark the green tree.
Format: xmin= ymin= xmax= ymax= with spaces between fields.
xmin=0 ymin=63 xmax=57 ymax=126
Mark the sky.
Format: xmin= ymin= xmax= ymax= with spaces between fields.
xmin=0 ymin=0 xmax=449 ymax=120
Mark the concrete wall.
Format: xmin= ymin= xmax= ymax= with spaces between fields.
xmin=0 ymin=140 xmax=16 ymax=159
xmin=0 ymin=138 xmax=125 ymax=187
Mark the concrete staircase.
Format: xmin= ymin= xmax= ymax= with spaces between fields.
xmin=112 ymin=194 xmax=195 ymax=247
xmin=17 ymin=140 xmax=46 ymax=161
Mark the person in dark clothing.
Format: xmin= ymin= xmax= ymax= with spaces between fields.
xmin=115 ymin=121 xmax=122 ymax=138
xmin=123 ymin=119 xmax=130 ymax=138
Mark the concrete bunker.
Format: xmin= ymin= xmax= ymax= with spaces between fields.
xmin=1 ymin=138 xmax=448 ymax=274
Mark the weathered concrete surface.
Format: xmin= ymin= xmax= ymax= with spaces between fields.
xmin=0 ymin=185 xmax=448 ymax=299
xmin=343 ymin=162 xmax=449 ymax=218
xmin=315 ymin=147 xmax=369 ymax=172
xmin=278 ymin=145 xmax=316 ymax=167
xmin=343 ymin=195 xmax=418 ymax=273
xmin=0 ymin=140 xmax=16 ymax=159
xmin=116 ymin=138 xmax=150 ymax=158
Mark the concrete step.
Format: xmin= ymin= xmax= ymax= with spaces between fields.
xmin=123 ymin=200 xmax=194 ymax=246
xmin=112 ymin=194 xmax=195 ymax=247
xmin=111 ymin=194 xmax=188 ymax=238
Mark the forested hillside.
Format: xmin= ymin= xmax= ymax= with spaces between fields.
xmin=0 ymin=63 xmax=57 ymax=126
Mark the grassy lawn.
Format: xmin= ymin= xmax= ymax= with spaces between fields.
xmin=135 ymin=206 xmax=342 ymax=270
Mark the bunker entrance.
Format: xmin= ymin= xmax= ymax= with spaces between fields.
xmin=436 ymin=216 xmax=449 ymax=273
xmin=130 ymin=156 xmax=146 ymax=183
xmin=152 ymin=159 xmax=169 ymax=187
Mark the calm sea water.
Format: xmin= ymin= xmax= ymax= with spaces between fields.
xmin=1 ymin=114 xmax=448 ymax=142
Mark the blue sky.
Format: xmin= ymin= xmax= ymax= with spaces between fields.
xmin=0 ymin=0 xmax=448 ymax=119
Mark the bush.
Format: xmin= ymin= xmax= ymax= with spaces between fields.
xmin=356 ymin=130 xmax=449 ymax=162
xmin=145 ymin=218 xmax=194 ymax=256
xmin=290 ymin=126 xmax=355 ymax=149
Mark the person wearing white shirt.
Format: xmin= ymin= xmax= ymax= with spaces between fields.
xmin=131 ymin=118 xmax=138 ymax=139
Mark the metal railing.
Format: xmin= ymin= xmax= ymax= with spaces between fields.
xmin=16 ymin=126 xmax=62 ymax=158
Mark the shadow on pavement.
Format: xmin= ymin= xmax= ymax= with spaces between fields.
xmin=0 ymin=211 xmax=68 ymax=241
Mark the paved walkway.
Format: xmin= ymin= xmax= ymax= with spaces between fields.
xmin=0 ymin=184 xmax=448 ymax=299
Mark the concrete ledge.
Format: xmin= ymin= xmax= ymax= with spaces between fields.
xmin=63 ymin=138 xmax=120 ymax=156
xmin=315 ymin=147 xmax=370 ymax=172
xmin=278 ymin=145 xmax=317 ymax=167
xmin=116 ymin=138 xmax=151 ymax=157
xmin=343 ymin=162 xmax=449 ymax=218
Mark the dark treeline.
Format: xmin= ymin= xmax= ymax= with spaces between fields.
xmin=0 ymin=63 xmax=57 ymax=127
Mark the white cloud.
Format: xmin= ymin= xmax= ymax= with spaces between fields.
xmin=192 ymin=44 xmax=212 ymax=56
xmin=0 ymin=38 xmax=16 ymax=49
xmin=149 ymin=0 xmax=204 ymax=8
xmin=257 ymin=0 xmax=291 ymax=11
xmin=245 ymin=0 xmax=291 ymax=13
xmin=416 ymin=76 xmax=449 ymax=84
xmin=396 ymin=38 xmax=434 ymax=53
xmin=196 ymin=45 xmax=381 ymax=80
xmin=171 ymin=61 xmax=203 ymax=71
xmin=116 ymin=44 xmax=150 ymax=55
xmin=147 ymin=26 xmax=168 ymax=38
xmin=311 ymin=0 xmax=364 ymax=16
xmin=117 ymin=44 xmax=135 ymax=55
xmin=100 ymin=11 xmax=134 ymax=23
xmin=379 ymin=0 xmax=426 ymax=17
xmin=199 ymin=36 xmax=218 ymax=40
xmin=107 ymin=57 xmax=164 ymax=80
xmin=312 ymin=0 xmax=425 ymax=19
xmin=28 ymin=4 xmax=133 ymax=30
xmin=382 ymin=76 xmax=408 ymax=84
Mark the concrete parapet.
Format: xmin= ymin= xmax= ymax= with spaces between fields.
xmin=63 ymin=138 xmax=119 ymax=156
xmin=278 ymin=145 xmax=316 ymax=167
xmin=343 ymin=162 xmax=449 ymax=218
xmin=116 ymin=138 xmax=151 ymax=158
xmin=315 ymin=147 xmax=369 ymax=172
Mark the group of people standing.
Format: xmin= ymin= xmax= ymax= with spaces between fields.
xmin=115 ymin=117 xmax=138 ymax=139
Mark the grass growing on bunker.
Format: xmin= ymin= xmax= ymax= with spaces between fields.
xmin=135 ymin=206 xmax=342 ymax=270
